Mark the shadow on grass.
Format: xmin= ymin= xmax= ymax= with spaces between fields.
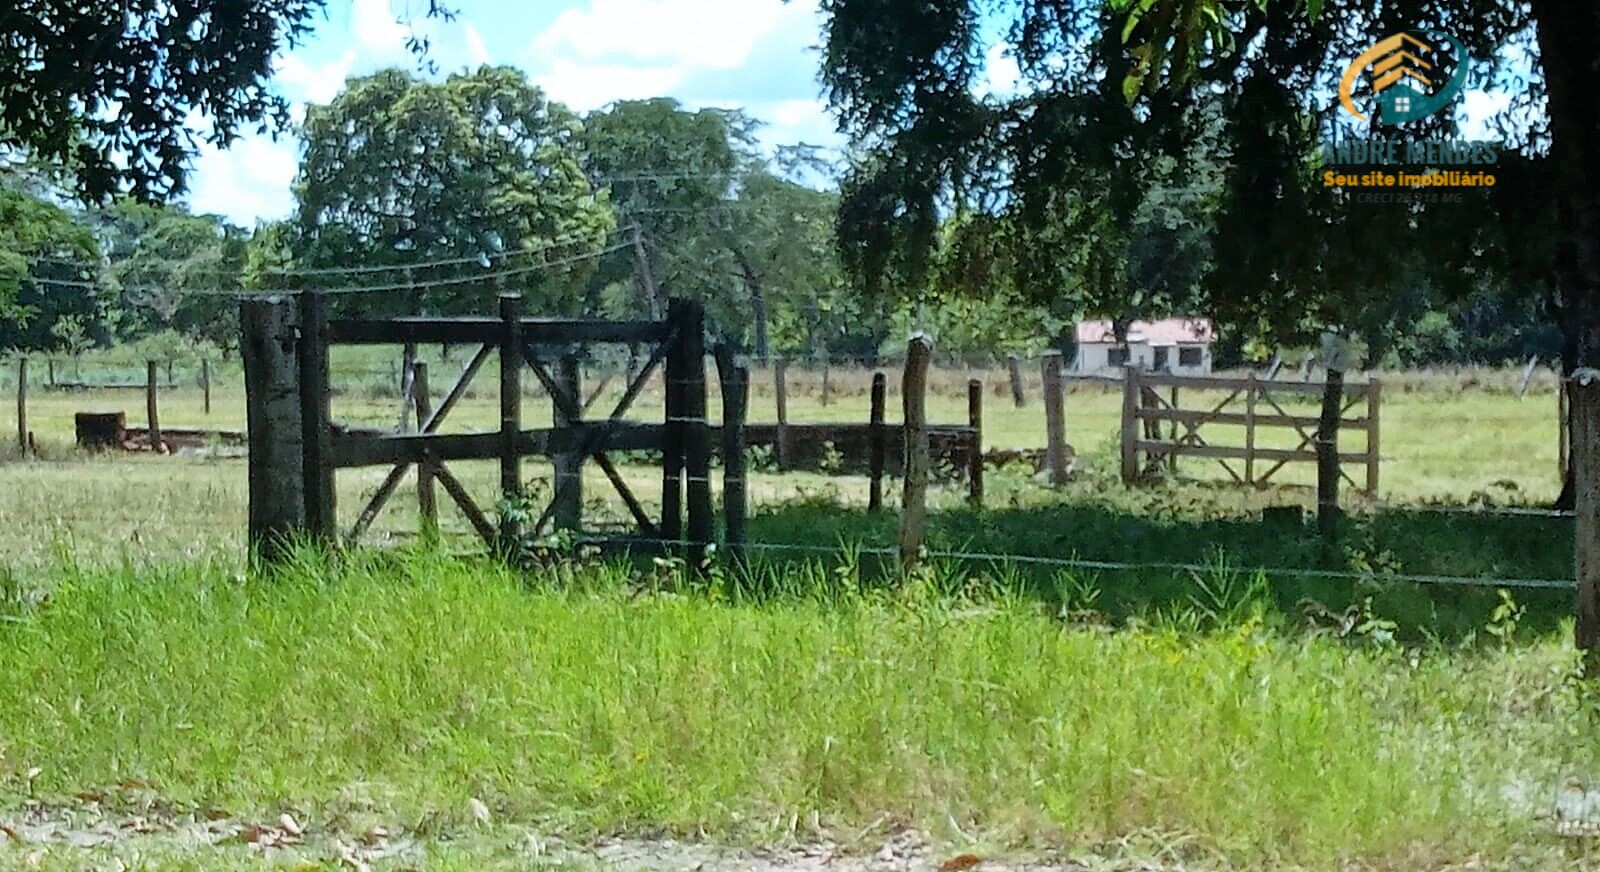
xmin=740 ymin=498 xmax=1574 ymax=643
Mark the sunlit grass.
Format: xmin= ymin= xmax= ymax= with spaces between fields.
xmin=0 ymin=551 xmax=1594 ymax=868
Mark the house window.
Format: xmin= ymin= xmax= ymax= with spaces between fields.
xmin=1107 ymin=346 xmax=1130 ymax=366
xmin=1153 ymin=347 xmax=1170 ymax=371
xmin=1178 ymin=346 xmax=1204 ymax=367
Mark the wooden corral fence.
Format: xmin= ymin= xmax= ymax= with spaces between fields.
xmin=758 ymin=373 xmax=984 ymax=506
xmin=239 ymin=292 xmax=744 ymax=563
xmin=1120 ymin=369 xmax=1381 ymax=492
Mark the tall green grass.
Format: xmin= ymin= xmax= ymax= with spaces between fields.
xmin=0 ymin=550 xmax=1595 ymax=868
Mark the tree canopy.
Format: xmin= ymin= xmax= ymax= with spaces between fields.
xmin=292 ymin=66 xmax=615 ymax=315
xmin=818 ymin=0 xmax=1561 ymax=356
xmin=0 ymin=0 xmax=327 ymax=201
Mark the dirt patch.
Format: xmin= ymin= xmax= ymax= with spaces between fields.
xmin=0 ymin=800 xmax=1162 ymax=870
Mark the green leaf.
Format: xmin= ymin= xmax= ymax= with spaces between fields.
xmin=1120 ymin=9 xmax=1144 ymax=43
xmin=1122 ymin=69 xmax=1143 ymax=104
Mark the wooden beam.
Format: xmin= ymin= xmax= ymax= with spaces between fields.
xmin=241 ymin=296 xmax=306 ymax=563
xmin=898 ymin=335 xmax=933 ymax=570
xmin=330 ymin=423 xmax=665 ymax=468
xmin=327 ymin=317 xmax=667 ymax=346
xmin=1136 ymin=371 xmax=1373 ymax=397
xmin=432 ymin=461 xmax=498 ymax=547
xmin=868 ymin=371 xmax=887 ymax=512
xmin=715 ymin=344 xmax=749 ymax=564
xmin=1133 ymin=440 xmax=1367 ymax=464
xmin=1043 ymin=351 xmax=1068 ymax=486
xmin=1133 ymin=407 xmax=1367 ymax=429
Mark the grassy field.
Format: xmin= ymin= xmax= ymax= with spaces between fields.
xmin=0 ymin=355 xmax=1595 ymax=868
xmin=1 ymin=553 xmax=1599 ymax=869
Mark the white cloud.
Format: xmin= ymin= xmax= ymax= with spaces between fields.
xmin=463 ymin=22 xmax=492 ymax=67
xmin=351 ymin=0 xmax=412 ymax=57
xmin=185 ymin=133 xmax=299 ymax=225
xmin=535 ymin=59 xmax=684 ymax=111
xmin=533 ymin=0 xmax=813 ymax=72
xmin=756 ymin=98 xmax=839 ymax=147
xmin=275 ymin=49 xmax=358 ymax=105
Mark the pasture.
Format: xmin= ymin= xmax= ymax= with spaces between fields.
xmin=1 ymin=352 xmax=1596 ymax=869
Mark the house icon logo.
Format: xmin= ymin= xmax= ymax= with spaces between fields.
xmin=1337 ymin=31 xmax=1468 ymax=124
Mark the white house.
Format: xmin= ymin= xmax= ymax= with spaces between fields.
xmin=1073 ymin=317 xmax=1215 ymax=375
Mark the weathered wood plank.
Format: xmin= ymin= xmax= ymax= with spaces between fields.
xmin=1134 ymin=408 xmax=1367 ymax=428
xmin=1137 ymin=371 xmax=1373 ymax=397
xmin=898 ymin=335 xmax=933 ymax=570
xmin=327 ymin=317 xmax=667 ymax=346
xmin=1133 ymin=440 xmax=1368 ymax=464
xmin=241 ymin=296 xmax=305 ymax=562
xmin=330 ymin=423 xmax=666 ymax=468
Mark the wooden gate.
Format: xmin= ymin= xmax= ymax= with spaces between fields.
xmin=240 ymin=291 xmax=737 ymax=562
xmin=1119 ymin=369 xmax=1380 ymax=492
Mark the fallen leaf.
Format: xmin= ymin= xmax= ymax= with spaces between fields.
xmin=73 ymin=791 xmax=105 ymax=803
xmin=279 ymin=812 xmax=303 ymax=836
xmin=0 ymin=822 xmax=21 ymax=842
xmin=238 ymin=824 xmax=272 ymax=844
xmin=24 ymin=767 xmax=41 ymax=780
xmin=204 ymin=806 xmax=232 ymax=821
xmin=469 ymin=797 xmax=491 ymax=825
xmin=940 ymin=854 xmax=983 ymax=872
xmin=26 ymin=849 xmax=45 ymax=868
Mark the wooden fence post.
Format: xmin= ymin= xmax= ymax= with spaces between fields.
xmin=498 ymin=292 xmax=523 ymax=548
xmin=1007 ymin=354 xmax=1026 ymax=407
xmin=16 ymin=357 xmax=27 ymax=455
xmin=715 ymin=345 xmax=749 ymax=566
xmin=821 ymin=355 xmax=831 ymax=407
xmin=660 ymin=299 xmax=690 ymax=543
xmin=1120 ymin=365 xmax=1139 ymax=484
xmin=46 ymin=358 xmax=54 ymax=388
xmin=1042 ymin=351 xmax=1068 ymax=485
xmin=553 ymin=352 xmax=582 ymax=532
xmin=968 ymin=378 xmax=983 ymax=507
xmin=1366 ymin=378 xmax=1381 ymax=495
xmin=1573 ymin=370 xmax=1600 ymax=660
xmin=413 ymin=361 xmax=438 ymax=544
xmin=682 ymin=302 xmax=714 ymax=557
xmin=869 ymin=371 xmax=887 ymax=512
xmin=1317 ymin=368 xmax=1345 ymax=544
xmin=898 ymin=335 xmax=933 ymax=571
xmin=241 ymin=296 xmax=306 ymax=564
xmin=201 ymin=357 xmax=212 ymax=416
xmin=146 ymin=360 xmax=163 ymax=453
xmin=1244 ymin=373 xmax=1257 ymax=485
xmin=298 ymin=291 xmax=335 ymax=542
xmin=1562 ymin=378 xmax=1571 ymax=482
xmin=774 ymin=356 xmax=789 ymax=470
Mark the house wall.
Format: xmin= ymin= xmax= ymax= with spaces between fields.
xmin=1075 ymin=342 xmax=1213 ymax=375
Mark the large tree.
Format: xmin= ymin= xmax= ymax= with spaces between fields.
xmin=292 ymin=66 xmax=614 ymax=314
xmin=95 ymin=201 xmax=248 ymax=343
xmin=0 ymin=186 xmax=102 ymax=350
xmin=0 ymin=0 xmax=331 ymax=201
xmin=817 ymin=0 xmax=1550 ymax=349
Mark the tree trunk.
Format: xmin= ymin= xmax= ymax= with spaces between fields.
xmin=1532 ymin=0 xmax=1600 ymax=655
xmin=741 ymin=258 xmax=769 ymax=359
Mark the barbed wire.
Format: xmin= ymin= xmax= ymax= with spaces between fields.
xmin=531 ymin=535 xmax=1576 ymax=592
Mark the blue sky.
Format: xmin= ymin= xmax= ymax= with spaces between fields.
xmin=179 ymin=3 xmax=1522 ymax=227
xmin=183 ymin=0 xmax=855 ymax=226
